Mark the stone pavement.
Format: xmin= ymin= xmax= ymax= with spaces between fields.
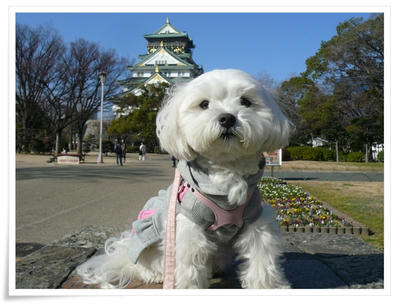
xmin=15 ymin=226 xmax=383 ymax=289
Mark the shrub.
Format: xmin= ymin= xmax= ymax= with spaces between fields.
xmin=126 ymin=146 xmax=136 ymax=153
xmin=311 ymin=147 xmax=325 ymax=161
xmin=286 ymin=146 xmax=311 ymax=160
xmin=130 ymin=145 xmax=141 ymax=153
xmin=338 ymin=151 xmax=346 ymax=162
xmin=30 ymin=138 xmax=48 ymax=153
xmin=102 ymin=140 xmax=114 ymax=153
xmin=345 ymin=151 xmax=364 ymax=162
xmin=282 ymin=148 xmax=291 ymax=161
xmin=282 ymin=146 xmax=371 ymax=162
xmin=377 ymin=150 xmax=384 ymax=162
xmin=154 ymin=146 xmax=161 ymax=154
xmin=286 ymin=146 xmax=335 ymax=161
xmin=321 ymin=147 xmax=335 ymax=161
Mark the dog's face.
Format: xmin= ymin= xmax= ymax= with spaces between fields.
xmin=156 ymin=69 xmax=290 ymax=162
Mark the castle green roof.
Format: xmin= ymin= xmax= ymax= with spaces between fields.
xmin=144 ymin=33 xmax=189 ymax=39
xmin=113 ymin=18 xmax=202 ymax=104
xmin=129 ymin=45 xmax=194 ymax=69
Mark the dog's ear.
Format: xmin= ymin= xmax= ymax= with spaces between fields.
xmin=156 ymin=86 xmax=197 ymax=161
xmin=259 ymin=89 xmax=293 ymax=153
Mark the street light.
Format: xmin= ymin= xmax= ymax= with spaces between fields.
xmin=97 ymin=71 xmax=107 ymax=163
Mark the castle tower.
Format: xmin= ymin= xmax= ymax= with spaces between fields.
xmin=117 ymin=18 xmax=203 ymax=97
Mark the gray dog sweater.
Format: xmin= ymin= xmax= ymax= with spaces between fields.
xmin=127 ymin=159 xmax=264 ymax=264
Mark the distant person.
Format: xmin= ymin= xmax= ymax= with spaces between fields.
xmin=114 ymin=138 xmax=123 ymax=166
xmin=171 ymin=156 xmax=177 ymax=168
xmin=139 ymin=142 xmax=147 ymax=161
xmin=121 ymin=139 xmax=127 ymax=163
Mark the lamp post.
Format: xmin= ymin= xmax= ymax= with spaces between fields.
xmin=97 ymin=71 xmax=107 ymax=163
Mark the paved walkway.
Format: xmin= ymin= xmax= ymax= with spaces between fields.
xmin=16 ymin=153 xmax=175 ymax=244
xmin=14 ymin=153 xmax=384 ymax=289
xmin=16 ymin=154 xmax=382 ymax=244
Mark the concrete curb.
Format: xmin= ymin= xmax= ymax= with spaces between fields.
xmin=281 ymin=225 xmax=369 ymax=235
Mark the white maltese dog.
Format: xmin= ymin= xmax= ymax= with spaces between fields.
xmin=77 ymin=69 xmax=291 ymax=289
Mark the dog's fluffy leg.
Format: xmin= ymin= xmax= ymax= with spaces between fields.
xmin=174 ymin=214 xmax=217 ymax=288
xmin=76 ymin=231 xmax=163 ymax=288
xmin=234 ymin=205 xmax=290 ymax=289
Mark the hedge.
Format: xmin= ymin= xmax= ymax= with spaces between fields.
xmin=126 ymin=145 xmax=139 ymax=153
xmin=286 ymin=146 xmax=335 ymax=161
xmin=344 ymin=151 xmax=364 ymax=162
xmin=377 ymin=150 xmax=384 ymax=162
xmin=284 ymin=146 xmax=365 ymax=162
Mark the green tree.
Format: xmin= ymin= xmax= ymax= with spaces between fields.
xmin=109 ymin=83 xmax=170 ymax=152
xmin=276 ymin=76 xmax=315 ymax=145
xmin=299 ymin=90 xmax=348 ymax=147
xmin=302 ymin=14 xmax=383 ymax=151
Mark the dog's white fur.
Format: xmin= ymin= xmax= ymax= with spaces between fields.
xmin=77 ymin=69 xmax=291 ymax=289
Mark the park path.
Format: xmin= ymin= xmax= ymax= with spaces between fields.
xmin=16 ymin=153 xmax=175 ymax=244
xmin=16 ymin=153 xmax=383 ymax=244
xmin=14 ymin=153 xmax=384 ymax=289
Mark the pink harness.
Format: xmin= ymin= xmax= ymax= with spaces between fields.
xmin=178 ymin=181 xmax=255 ymax=231
xmin=162 ymin=169 xmax=255 ymax=289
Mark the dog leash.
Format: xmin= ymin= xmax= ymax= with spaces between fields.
xmin=163 ymin=168 xmax=181 ymax=289
xmin=163 ymin=169 xmax=256 ymax=288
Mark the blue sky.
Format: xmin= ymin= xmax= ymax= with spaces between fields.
xmin=16 ymin=12 xmax=374 ymax=83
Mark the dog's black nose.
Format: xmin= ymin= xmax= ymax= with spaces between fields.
xmin=218 ymin=113 xmax=236 ymax=129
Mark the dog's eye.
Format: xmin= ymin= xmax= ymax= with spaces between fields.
xmin=199 ymin=100 xmax=209 ymax=109
xmin=240 ymin=97 xmax=252 ymax=108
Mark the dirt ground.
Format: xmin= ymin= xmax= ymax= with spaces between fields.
xmin=277 ymin=160 xmax=383 ymax=172
xmin=15 ymin=154 xmax=384 ymax=172
xmin=291 ymin=180 xmax=384 ymax=202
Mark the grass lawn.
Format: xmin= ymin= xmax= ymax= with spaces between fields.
xmin=289 ymin=180 xmax=384 ymax=250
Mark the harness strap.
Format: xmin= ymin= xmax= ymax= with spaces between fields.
xmin=163 ymin=169 xmax=181 ymax=289
xmin=163 ymin=169 xmax=256 ymax=288
xmin=179 ymin=182 xmax=256 ymax=231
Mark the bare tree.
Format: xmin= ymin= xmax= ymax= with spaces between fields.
xmin=16 ymin=23 xmax=65 ymax=152
xmin=16 ymin=25 xmax=128 ymax=154
xmin=256 ymin=72 xmax=300 ymax=128
xmin=40 ymin=59 xmax=77 ymax=154
xmin=63 ymin=39 xmax=128 ymax=154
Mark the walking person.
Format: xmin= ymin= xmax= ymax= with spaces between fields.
xmin=121 ymin=139 xmax=127 ymax=163
xmin=114 ymin=138 xmax=123 ymax=166
xmin=139 ymin=142 xmax=147 ymax=161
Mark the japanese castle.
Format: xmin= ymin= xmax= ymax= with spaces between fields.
xmin=117 ymin=17 xmax=203 ymax=99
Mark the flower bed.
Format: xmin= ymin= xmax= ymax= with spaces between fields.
xmin=258 ymin=177 xmax=368 ymax=234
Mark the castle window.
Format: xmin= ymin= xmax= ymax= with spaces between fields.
xmin=155 ymin=60 xmax=167 ymax=65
